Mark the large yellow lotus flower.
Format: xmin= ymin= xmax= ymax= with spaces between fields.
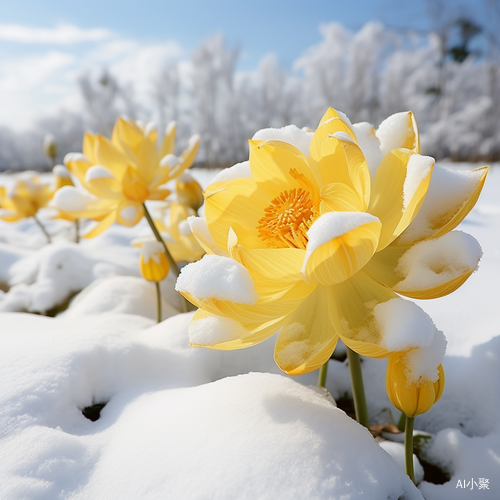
xmin=0 ymin=174 xmax=52 ymax=221
xmin=176 ymin=108 xmax=488 ymax=375
xmin=56 ymin=118 xmax=200 ymax=237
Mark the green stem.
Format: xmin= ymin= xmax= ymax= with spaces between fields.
xmin=142 ymin=202 xmax=189 ymax=313
xmin=75 ymin=219 xmax=80 ymax=244
xmin=33 ymin=214 xmax=51 ymax=244
xmin=346 ymin=347 xmax=370 ymax=429
xmin=397 ymin=411 xmax=406 ymax=432
xmin=317 ymin=361 xmax=329 ymax=388
xmin=155 ymin=281 xmax=162 ymax=323
xmin=405 ymin=415 xmax=415 ymax=484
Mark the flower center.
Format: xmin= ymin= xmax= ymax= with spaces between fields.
xmin=257 ymin=187 xmax=317 ymax=249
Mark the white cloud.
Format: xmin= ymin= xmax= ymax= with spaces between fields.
xmin=0 ymin=25 xmax=185 ymax=130
xmin=0 ymin=23 xmax=114 ymax=44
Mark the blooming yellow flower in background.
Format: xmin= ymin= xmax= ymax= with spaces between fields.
xmin=0 ymin=174 xmax=52 ymax=221
xmin=58 ymin=118 xmax=200 ymax=237
xmin=386 ymin=351 xmax=445 ymax=418
xmin=134 ymin=240 xmax=170 ymax=282
xmin=176 ymin=108 xmax=488 ymax=376
xmin=152 ymin=202 xmax=205 ymax=263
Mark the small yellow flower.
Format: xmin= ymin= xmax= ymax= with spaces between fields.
xmin=135 ymin=240 xmax=170 ymax=282
xmin=59 ymin=118 xmax=200 ymax=237
xmin=177 ymin=108 xmax=488 ymax=375
xmin=386 ymin=353 xmax=445 ymax=417
xmin=0 ymin=174 xmax=52 ymax=221
xmin=176 ymin=171 xmax=204 ymax=212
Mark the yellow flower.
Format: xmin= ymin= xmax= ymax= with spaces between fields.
xmin=153 ymin=202 xmax=205 ymax=263
xmin=176 ymin=171 xmax=204 ymax=212
xmin=386 ymin=352 xmax=445 ymax=418
xmin=176 ymin=108 xmax=488 ymax=375
xmin=134 ymin=240 xmax=170 ymax=282
xmin=0 ymin=174 xmax=52 ymax=221
xmin=60 ymin=118 xmax=200 ymax=238
xmin=43 ymin=134 xmax=58 ymax=163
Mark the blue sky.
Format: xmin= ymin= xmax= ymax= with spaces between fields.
xmin=0 ymin=0 xmax=484 ymax=129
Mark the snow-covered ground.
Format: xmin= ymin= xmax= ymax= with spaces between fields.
xmin=0 ymin=164 xmax=499 ymax=499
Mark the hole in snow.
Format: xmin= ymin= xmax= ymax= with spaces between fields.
xmin=81 ymin=401 xmax=108 ymax=422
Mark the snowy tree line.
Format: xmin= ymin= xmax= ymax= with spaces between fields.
xmin=1 ymin=6 xmax=499 ymax=171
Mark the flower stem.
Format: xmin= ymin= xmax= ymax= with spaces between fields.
xmin=397 ymin=411 xmax=406 ymax=432
xmin=142 ymin=202 xmax=189 ymax=313
xmin=33 ymin=214 xmax=51 ymax=243
xmin=346 ymin=347 xmax=370 ymax=429
xmin=405 ymin=415 xmax=415 ymax=484
xmin=75 ymin=219 xmax=80 ymax=244
xmin=317 ymin=360 xmax=329 ymax=388
xmin=155 ymin=281 xmax=162 ymax=323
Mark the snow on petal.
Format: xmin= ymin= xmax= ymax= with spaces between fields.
xmin=52 ymin=186 xmax=97 ymax=212
xmin=189 ymin=312 xmax=251 ymax=346
xmin=302 ymin=212 xmax=381 ymax=286
xmin=399 ymin=164 xmax=488 ymax=245
xmin=85 ymin=165 xmax=116 ymax=182
xmin=403 ymin=155 xmax=434 ymax=209
xmin=376 ymin=298 xmax=437 ymax=351
xmin=405 ymin=330 xmax=447 ymax=383
xmin=120 ymin=205 xmax=140 ymax=224
xmin=394 ymin=231 xmax=482 ymax=293
xmin=176 ymin=254 xmax=258 ymax=304
xmin=376 ymin=111 xmax=416 ymax=156
xmin=211 ymin=161 xmax=252 ymax=184
xmin=353 ymin=122 xmax=384 ymax=178
xmin=252 ymin=125 xmax=313 ymax=157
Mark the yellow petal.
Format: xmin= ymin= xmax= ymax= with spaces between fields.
xmin=310 ymin=110 xmax=357 ymax=162
xmin=179 ymin=134 xmax=200 ymax=171
xmin=85 ymin=167 xmax=123 ymax=200
xmin=111 ymin=117 xmax=143 ymax=162
xmin=302 ymin=212 xmax=381 ymax=286
xmin=397 ymin=166 xmax=489 ymax=245
xmin=160 ymin=122 xmax=176 ymax=158
xmin=94 ymin=134 xmax=133 ymax=180
xmin=228 ymin=232 xmax=313 ymax=300
xmin=274 ymin=287 xmax=337 ymax=375
xmin=249 ymin=139 xmax=320 ymax=197
xmin=320 ymin=136 xmax=370 ymax=209
xmin=328 ymin=270 xmax=398 ymax=358
xmin=205 ymin=177 xmax=271 ymax=251
xmin=122 ymin=166 xmax=150 ymax=203
xmin=188 ymin=216 xmax=228 ymax=256
xmin=188 ymin=309 xmax=284 ymax=350
xmin=320 ymin=182 xmax=363 ymax=214
xmin=82 ymin=133 xmax=97 ymax=164
xmin=84 ymin=210 xmax=117 ymax=238
xmin=393 ymin=231 xmax=482 ymax=299
xmin=368 ymin=150 xmax=433 ymax=251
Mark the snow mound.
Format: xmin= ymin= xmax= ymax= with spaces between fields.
xmin=252 ymin=124 xmax=313 ymax=157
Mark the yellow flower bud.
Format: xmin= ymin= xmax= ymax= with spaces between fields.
xmin=43 ymin=134 xmax=58 ymax=161
xmin=138 ymin=241 xmax=170 ymax=282
xmin=176 ymin=172 xmax=204 ymax=212
xmin=386 ymin=354 xmax=445 ymax=418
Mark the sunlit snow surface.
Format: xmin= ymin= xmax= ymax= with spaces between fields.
xmin=0 ymin=165 xmax=499 ymax=499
